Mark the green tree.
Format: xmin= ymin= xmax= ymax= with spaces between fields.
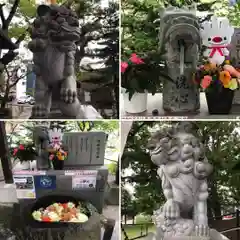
xmin=85 ymin=1 xmax=119 ymax=118
xmin=2 ymin=0 xmax=119 ymax=117
xmin=121 ymin=0 xmax=240 ymax=58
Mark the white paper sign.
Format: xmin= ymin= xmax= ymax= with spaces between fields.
xmin=71 ymin=170 xmax=98 ymax=189
xmin=13 ymin=175 xmax=36 ymax=199
xmin=65 ymin=170 xmax=98 ymax=176
xmin=16 ymin=189 xmax=36 ymax=199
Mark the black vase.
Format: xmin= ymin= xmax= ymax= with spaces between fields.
xmin=52 ymin=156 xmax=64 ymax=170
xmin=205 ymin=88 xmax=234 ymax=114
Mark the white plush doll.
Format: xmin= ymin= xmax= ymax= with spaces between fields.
xmin=201 ymin=16 xmax=234 ymax=65
xmin=48 ymin=128 xmax=63 ymax=149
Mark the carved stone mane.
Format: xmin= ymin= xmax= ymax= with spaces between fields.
xmin=149 ymin=123 xmax=212 ymax=180
xmin=29 ymin=4 xmax=80 ymax=53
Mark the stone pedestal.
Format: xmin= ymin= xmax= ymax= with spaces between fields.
xmin=164 ymin=237 xmax=209 ymax=240
xmin=145 ymin=231 xmax=229 ymax=240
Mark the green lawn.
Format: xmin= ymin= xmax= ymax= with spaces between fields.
xmin=122 ymin=224 xmax=156 ymax=240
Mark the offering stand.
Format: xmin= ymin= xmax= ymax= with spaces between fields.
xmin=11 ymin=125 xmax=114 ymax=240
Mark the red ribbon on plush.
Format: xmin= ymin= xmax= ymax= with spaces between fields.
xmin=208 ymin=46 xmax=225 ymax=57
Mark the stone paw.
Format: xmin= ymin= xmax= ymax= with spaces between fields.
xmin=31 ymin=105 xmax=48 ymax=118
xmin=163 ymin=199 xmax=180 ymax=219
xmin=60 ymin=88 xmax=77 ymax=104
xmin=195 ymin=225 xmax=210 ymax=237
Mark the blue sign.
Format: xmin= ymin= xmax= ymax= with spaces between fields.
xmin=34 ymin=175 xmax=56 ymax=190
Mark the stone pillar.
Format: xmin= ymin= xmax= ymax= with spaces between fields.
xmin=158 ymin=6 xmax=201 ymax=114
xmin=230 ymin=28 xmax=240 ymax=104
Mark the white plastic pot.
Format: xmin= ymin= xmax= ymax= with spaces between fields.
xmin=123 ymin=91 xmax=148 ymax=113
xmin=13 ymin=161 xmax=30 ymax=170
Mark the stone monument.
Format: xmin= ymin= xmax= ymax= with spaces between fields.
xmin=28 ymin=4 xmax=86 ymax=119
xmin=146 ymin=122 xmax=230 ymax=240
xmin=12 ymin=124 xmax=113 ymax=240
xmin=157 ymin=6 xmax=201 ymax=114
xmin=230 ymin=28 xmax=240 ymax=105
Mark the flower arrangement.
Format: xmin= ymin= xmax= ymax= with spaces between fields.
xmin=121 ymin=53 xmax=162 ymax=100
xmin=195 ymin=60 xmax=240 ymax=91
xmin=11 ymin=143 xmax=37 ymax=162
xmin=48 ymin=148 xmax=68 ymax=161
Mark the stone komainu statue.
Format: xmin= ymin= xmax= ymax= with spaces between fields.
xmin=28 ymin=4 xmax=85 ymax=118
xmin=148 ymin=122 xmax=213 ymax=239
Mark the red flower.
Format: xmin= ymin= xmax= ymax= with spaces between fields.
xmin=42 ymin=216 xmax=51 ymax=222
xmin=130 ymin=53 xmax=144 ymax=64
xmin=19 ymin=145 xmax=25 ymax=150
xmin=121 ymin=62 xmax=128 ymax=73
xmin=13 ymin=148 xmax=18 ymax=156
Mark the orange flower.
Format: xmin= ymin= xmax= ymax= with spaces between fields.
xmin=204 ymin=63 xmax=217 ymax=71
xmin=219 ymin=71 xmax=231 ymax=87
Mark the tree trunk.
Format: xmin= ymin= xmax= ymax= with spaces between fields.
xmin=115 ymin=160 xmax=119 ymax=185
xmin=0 ymin=121 xmax=13 ymax=183
xmin=208 ymin=178 xmax=222 ymax=219
xmin=113 ymin=74 xmax=119 ymax=118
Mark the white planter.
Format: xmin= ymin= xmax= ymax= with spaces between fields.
xmin=123 ymin=91 xmax=148 ymax=113
xmin=13 ymin=161 xmax=30 ymax=171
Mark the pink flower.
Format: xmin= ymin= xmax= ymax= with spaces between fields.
xmin=13 ymin=148 xmax=18 ymax=156
xmin=49 ymin=154 xmax=54 ymax=160
xmin=121 ymin=62 xmax=128 ymax=73
xmin=201 ymin=76 xmax=212 ymax=89
xmin=223 ymin=64 xmax=240 ymax=78
xmin=130 ymin=53 xmax=144 ymax=64
xmin=19 ymin=145 xmax=25 ymax=150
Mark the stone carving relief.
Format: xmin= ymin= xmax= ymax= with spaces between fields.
xmin=157 ymin=6 xmax=201 ymax=113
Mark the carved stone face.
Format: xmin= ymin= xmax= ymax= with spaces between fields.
xmin=148 ymin=125 xmax=213 ymax=179
xmin=148 ymin=127 xmax=179 ymax=165
xmin=158 ymin=7 xmax=201 ymax=62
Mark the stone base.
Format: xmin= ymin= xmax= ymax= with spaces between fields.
xmin=145 ymin=229 xmax=230 ymax=240
xmin=164 ymin=237 xmax=209 ymax=240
